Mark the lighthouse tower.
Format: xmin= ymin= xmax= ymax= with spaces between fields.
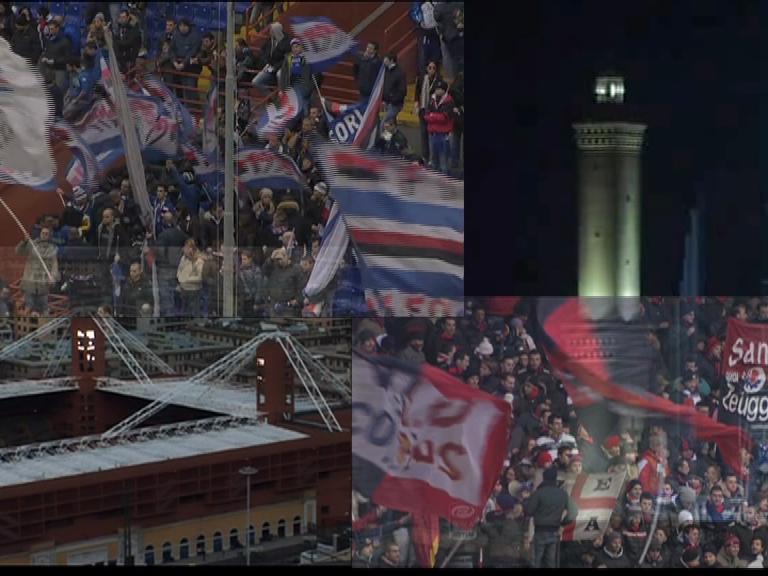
xmin=573 ymin=74 xmax=646 ymax=306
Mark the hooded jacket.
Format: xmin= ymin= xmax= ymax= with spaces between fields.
xmin=524 ymin=475 xmax=578 ymax=531
xmin=171 ymin=24 xmax=202 ymax=66
xmin=598 ymin=544 xmax=632 ymax=568
xmin=637 ymin=449 xmax=670 ymax=495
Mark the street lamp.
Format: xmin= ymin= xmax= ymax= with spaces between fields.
xmin=239 ymin=466 xmax=258 ymax=566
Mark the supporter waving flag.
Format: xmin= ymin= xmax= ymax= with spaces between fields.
xmin=248 ymin=88 xmax=301 ymax=138
xmin=536 ymin=297 xmax=752 ymax=478
xmin=202 ymin=84 xmax=218 ymax=157
xmin=142 ymin=74 xmax=196 ymax=142
xmin=236 ymin=147 xmax=305 ymax=190
xmin=327 ymin=64 xmax=385 ymax=149
xmin=314 ymin=143 xmax=464 ymax=317
xmin=126 ymin=92 xmax=180 ymax=161
xmin=0 ymin=36 xmax=57 ymax=191
xmin=290 ymin=17 xmax=357 ymax=72
xmin=352 ymin=351 xmax=511 ymax=530
xmin=304 ymin=200 xmax=349 ymax=301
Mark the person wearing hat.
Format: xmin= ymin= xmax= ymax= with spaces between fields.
xmin=474 ymin=336 xmax=494 ymax=359
xmin=567 ymin=454 xmax=583 ymax=476
xmin=374 ymin=118 xmax=411 ymax=159
xmin=701 ymin=542 xmax=721 ymax=567
xmin=597 ymin=530 xmax=631 ymax=568
xmin=279 ymin=38 xmax=312 ymax=119
xmin=251 ymin=23 xmax=291 ymax=95
xmin=717 ymin=533 xmax=747 ymax=568
xmin=11 ymin=7 xmax=43 ymax=63
xmin=481 ymin=495 xmax=527 ymax=568
xmin=352 ymin=537 xmax=375 ymax=568
xmin=398 ymin=320 xmax=427 ymax=365
xmin=424 ymin=75 xmax=454 ymax=174
xmin=263 ymin=246 xmax=303 ymax=317
xmin=524 ymin=466 xmax=579 ymax=568
xmin=679 ymin=546 xmax=701 ymax=568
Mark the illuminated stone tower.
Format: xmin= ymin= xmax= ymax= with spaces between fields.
xmin=573 ymin=74 xmax=646 ymax=302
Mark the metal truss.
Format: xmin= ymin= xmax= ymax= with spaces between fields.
xmin=91 ymin=315 xmax=156 ymax=392
xmin=0 ymin=317 xmax=70 ymax=363
xmin=43 ymin=337 xmax=72 ymax=378
xmin=98 ymin=315 xmax=174 ymax=375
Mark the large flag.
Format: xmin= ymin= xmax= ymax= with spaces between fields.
xmin=53 ymin=120 xmax=99 ymax=192
xmin=72 ymin=98 xmax=125 ymax=176
xmin=0 ymin=37 xmax=57 ymax=190
xmin=290 ymin=17 xmax=357 ymax=72
xmin=559 ymin=472 xmax=627 ymax=542
xmin=248 ymin=88 xmax=301 ymax=138
xmin=127 ymin=92 xmax=179 ymax=161
xmin=721 ymin=319 xmax=768 ymax=432
xmin=202 ymin=84 xmax=218 ymax=157
xmin=411 ymin=513 xmax=441 ymax=568
xmin=537 ymin=298 xmax=752 ymax=477
xmin=142 ymin=74 xmax=195 ymax=142
xmin=352 ymin=352 xmax=511 ymax=529
xmin=304 ymin=201 xmax=349 ymax=299
xmin=236 ymin=147 xmax=305 ymax=190
xmin=181 ymin=142 xmax=219 ymax=185
xmin=314 ymin=144 xmax=464 ymax=317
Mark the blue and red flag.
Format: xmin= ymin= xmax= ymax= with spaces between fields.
xmin=53 ymin=120 xmax=99 ymax=192
xmin=236 ymin=147 xmax=305 ymax=191
xmin=290 ymin=17 xmax=357 ymax=73
xmin=248 ymin=88 xmax=301 ymax=138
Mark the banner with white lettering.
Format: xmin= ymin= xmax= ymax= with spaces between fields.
xmin=721 ymin=319 xmax=768 ymax=429
xmin=352 ymin=352 xmax=511 ymax=529
xmin=560 ymin=472 xmax=627 ymax=542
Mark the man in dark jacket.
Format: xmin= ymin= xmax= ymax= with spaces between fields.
xmin=263 ymin=247 xmax=303 ymax=318
xmin=170 ymin=18 xmax=202 ymax=102
xmin=155 ymin=212 xmax=188 ymax=316
xmin=374 ymin=119 xmax=410 ymax=159
xmin=598 ymin=531 xmax=632 ymax=568
xmin=10 ymin=10 xmax=42 ymax=63
xmin=114 ymin=9 xmax=141 ymax=72
xmin=382 ymin=51 xmax=406 ymax=124
xmin=279 ymin=38 xmax=312 ymax=119
xmin=352 ymin=41 xmax=382 ymax=100
xmin=40 ymin=18 xmax=71 ymax=92
xmin=251 ymin=21 xmax=291 ymax=95
xmin=120 ymin=261 xmax=153 ymax=317
xmin=524 ymin=467 xmax=578 ymax=568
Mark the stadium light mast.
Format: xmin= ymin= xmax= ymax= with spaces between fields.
xmin=223 ymin=0 xmax=236 ymax=317
xmin=573 ymin=73 xmax=646 ymax=315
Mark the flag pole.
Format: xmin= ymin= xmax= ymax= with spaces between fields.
xmin=0 ymin=197 xmax=54 ymax=283
xmin=222 ymin=0 xmax=236 ymax=317
xmin=312 ymin=75 xmax=333 ymax=123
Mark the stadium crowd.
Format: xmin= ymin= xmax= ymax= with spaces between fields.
xmin=352 ymin=298 xmax=768 ymax=568
xmin=1 ymin=1 xmax=464 ymax=319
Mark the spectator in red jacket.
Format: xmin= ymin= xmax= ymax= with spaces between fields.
xmin=637 ymin=435 xmax=671 ymax=495
xmin=424 ymin=78 xmax=454 ymax=174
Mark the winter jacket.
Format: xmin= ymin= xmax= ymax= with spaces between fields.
xmin=716 ymin=549 xmax=747 ymax=569
xmin=93 ymin=223 xmax=126 ymax=262
xmin=42 ymin=32 xmax=71 ymax=70
xmin=177 ymin=253 xmax=204 ymax=291
xmin=383 ymin=64 xmax=407 ymax=106
xmin=264 ymin=263 xmax=303 ymax=304
xmin=279 ymin=54 xmax=312 ymax=97
xmin=258 ymin=34 xmax=291 ymax=71
xmin=425 ymin=92 xmax=454 ymax=134
xmin=114 ymin=22 xmax=141 ymax=70
xmin=598 ymin=545 xmax=632 ymax=568
xmin=637 ymin=450 xmax=670 ymax=495
xmin=374 ymin=129 xmax=410 ymax=158
xmin=171 ymin=26 xmax=202 ymax=66
xmin=155 ymin=227 xmax=188 ymax=270
xmin=481 ymin=515 xmax=526 ymax=562
xmin=16 ymin=239 xmax=60 ymax=294
xmin=353 ymin=53 xmax=382 ymax=99
xmin=433 ymin=2 xmax=462 ymax=42
xmin=238 ymin=264 xmax=264 ymax=304
xmin=524 ymin=479 xmax=579 ymax=531
xmin=11 ymin=23 xmax=42 ymax=63
xmin=622 ymin=527 xmax=648 ymax=565
xmin=120 ymin=275 xmax=153 ymax=316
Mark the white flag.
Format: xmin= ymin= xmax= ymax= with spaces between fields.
xmin=0 ymin=37 xmax=56 ymax=190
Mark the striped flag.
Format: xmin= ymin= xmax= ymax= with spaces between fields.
xmin=411 ymin=513 xmax=441 ymax=568
xmin=0 ymin=37 xmax=57 ymax=190
xmin=181 ymin=143 xmax=219 ymax=185
xmin=351 ymin=64 xmax=385 ymax=150
xmin=142 ymin=74 xmax=195 ymax=142
xmin=236 ymin=147 xmax=305 ymax=190
xmin=72 ymin=98 xmax=125 ymax=176
xmin=53 ymin=120 xmax=99 ymax=192
xmin=353 ymin=352 xmax=511 ymax=530
xmin=304 ymin=201 xmax=350 ymax=299
xmin=97 ymin=49 xmax=116 ymax=101
xmin=127 ymin=92 xmax=179 ymax=161
xmin=202 ymin=84 xmax=218 ymax=156
xmin=559 ymin=472 xmax=627 ymax=542
xmin=315 ymin=144 xmax=464 ymax=317
xmin=249 ymin=88 xmax=301 ymax=138
xmin=290 ymin=17 xmax=357 ymax=72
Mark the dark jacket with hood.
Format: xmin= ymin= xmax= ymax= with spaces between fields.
xmin=524 ymin=472 xmax=578 ymax=531
xmin=383 ymin=62 xmax=407 ymax=106
xmin=598 ymin=544 xmax=632 ymax=568
xmin=353 ymin=52 xmax=382 ymax=99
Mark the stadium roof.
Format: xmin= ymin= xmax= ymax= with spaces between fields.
xmin=0 ymin=416 xmax=307 ymax=488
xmin=0 ymin=378 xmax=79 ymax=400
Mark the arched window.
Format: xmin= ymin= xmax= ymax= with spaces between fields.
xmin=179 ymin=538 xmax=190 ymax=560
xmin=196 ymin=535 xmax=206 ymax=556
xmin=229 ymin=528 xmax=240 ymax=549
xmin=162 ymin=542 xmax=173 ymax=563
xmin=261 ymin=522 xmax=271 ymax=541
xmin=213 ymin=531 xmax=223 ymax=553
xmin=144 ymin=545 xmax=155 ymax=566
xmin=277 ymin=519 xmax=286 ymax=538
xmin=293 ymin=515 xmax=302 ymax=536
xmin=248 ymin=525 xmax=256 ymax=546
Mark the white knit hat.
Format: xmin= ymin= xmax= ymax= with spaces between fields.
xmin=475 ymin=337 xmax=493 ymax=357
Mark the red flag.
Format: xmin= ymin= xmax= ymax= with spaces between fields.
xmin=411 ymin=513 xmax=440 ymax=568
xmin=483 ymin=297 xmax=523 ymax=317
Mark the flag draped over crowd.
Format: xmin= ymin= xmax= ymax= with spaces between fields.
xmin=0 ymin=37 xmax=57 ymax=191
xmin=536 ymin=298 xmax=752 ymax=476
xmin=328 ymin=64 xmax=385 ymax=149
xmin=352 ymin=352 xmax=511 ymax=530
xmin=314 ymin=144 xmax=464 ymax=317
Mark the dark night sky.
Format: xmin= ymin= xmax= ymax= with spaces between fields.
xmin=469 ymin=0 xmax=762 ymax=296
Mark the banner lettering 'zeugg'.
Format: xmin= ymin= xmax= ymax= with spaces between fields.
xmin=352 ymin=353 xmax=511 ymax=529
xmin=0 ymin=37 xmax=57 ymax=190
xmin=722 ymin=319 xmax=768 ymax=427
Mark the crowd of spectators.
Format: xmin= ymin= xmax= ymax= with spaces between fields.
xmin=2 ymin=2 xmax=463 ymax=319
xmin=352 ymin=298 xmax=768 ymax=568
